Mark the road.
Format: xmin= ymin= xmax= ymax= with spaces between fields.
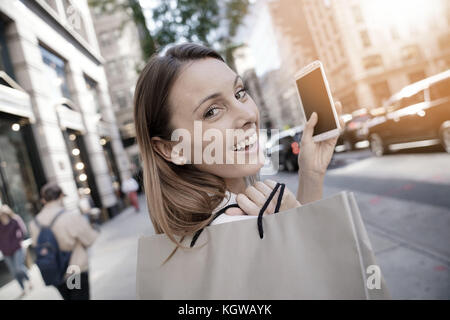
xmin=1 ymin=147 xmax=448 ymax=299
xmin=265 ymin=147 xmax=450 ymax=299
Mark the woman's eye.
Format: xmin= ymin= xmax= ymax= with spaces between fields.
xmin=235 ymin=87 xmax=247 ymax=100
xmin=204 ymin=107 xmax=220 ymax=119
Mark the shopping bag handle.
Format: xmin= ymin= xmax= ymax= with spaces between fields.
xmin=257 ymin=182 xmax=285 ymax=239
xmin=190 ymin=183 xmax=285 ymax=247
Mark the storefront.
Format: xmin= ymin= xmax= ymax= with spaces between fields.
xmin=62 ymin=129 xmax=102 ymax=210
xmin=0 ymin=113 xmax=44 ymax=224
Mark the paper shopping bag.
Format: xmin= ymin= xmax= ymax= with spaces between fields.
xmin=136 ymin=190 xmax=390 ymax=299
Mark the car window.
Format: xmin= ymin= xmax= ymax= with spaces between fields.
xmin=401 ymin=90 xmax=424 ymax=108
xmin=429 ymin=78 xmax=450 ymax=100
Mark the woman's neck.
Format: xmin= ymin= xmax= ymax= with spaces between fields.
xmin=224 ymin=177 xmax=247 ymax=194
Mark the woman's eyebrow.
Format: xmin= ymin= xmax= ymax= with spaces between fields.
xmin=193 ymin=75 xmax=242 ymax=114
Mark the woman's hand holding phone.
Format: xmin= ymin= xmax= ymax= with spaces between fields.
xmin=296 ymin=101 xmax=345 ymax=204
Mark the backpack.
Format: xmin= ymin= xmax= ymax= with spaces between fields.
xmin=34 ymin=209 xmax=72 ymax=286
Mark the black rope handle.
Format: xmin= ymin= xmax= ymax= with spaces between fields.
xmin=190 ymin=203 xmax=240 ymax=248
xmin=190 ymin=183 xmax=286 ymax=247
xmin=257 ymin=183 xmax=285 ymax=239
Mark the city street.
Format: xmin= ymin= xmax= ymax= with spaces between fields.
xmin=266 ymin=147 xmax=450 ymax=299
xmin=0 ymin=148 xmax=449 ymax=300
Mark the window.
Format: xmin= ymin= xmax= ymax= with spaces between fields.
xmin=360 ymin=30 xmax=371 ymax=48
xmin=401 ymin=45 xmax=421 ymax=62
xmin=363 ymin=55 xmax=383 ymax=70
xmin=99 ymin=32 xmax=111 ymax=47
xmin=401 ymin=91 xmax=424 ymax=108
xmin=429 ymin=78 xmax=450 ymax=100
xmin=115 ymin=92 xmax=128 ymax=110
xmin=40 ymin=45 xmax=71 ymax=99
xmin=390 ymin=27 xmax=399 ymax=40
xmin=84 ymin=75 xmax=101 ymax=114
xmin=408 ymin=70 xmax=426 ymax=84
xmin=371 ymin=81 xmax=391 ymax=106
xmin=352 ymin=5 xmax=364 ymax=24
xmin=438 ymin=33 xmax=450 ymax=51
xmin=0 ymin=19 xmax=15 ymax=79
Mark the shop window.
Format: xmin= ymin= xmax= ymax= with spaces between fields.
xmin=40 ymin=45 xmax=71 ymax=99
xmin=363 ymin=54 xmax=383 ymax=70
xmin=63 ymin=130 xmax=102 ymax=208
xmin=0 ymin=116 xmax=42 ymax=223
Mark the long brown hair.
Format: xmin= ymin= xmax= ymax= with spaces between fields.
xmin=134 ymin=43 xmax=228 ymax=252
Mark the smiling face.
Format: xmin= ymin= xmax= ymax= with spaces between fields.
xmin=164 ymin=58 xmax=264 ymax=182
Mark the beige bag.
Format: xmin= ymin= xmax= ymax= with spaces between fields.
xmin=137 ymin=188 xmax=390 ymax=299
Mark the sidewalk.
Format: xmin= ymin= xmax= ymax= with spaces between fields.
xmin=0 ymin=195 xmax=153 ymax=300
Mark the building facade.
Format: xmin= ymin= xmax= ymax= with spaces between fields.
xmin=269 ymin=0 xmax=450 ymax=112
xmin=0 ymin=0 xmax=131 ymax=226
xmin=233 ymin=0 xmax=305 ymax=129
xmin=89 ymin=3 xmax=144 ymax=171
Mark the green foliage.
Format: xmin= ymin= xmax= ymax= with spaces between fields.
xmin=89 ymin=0 xmax=250 ymax=64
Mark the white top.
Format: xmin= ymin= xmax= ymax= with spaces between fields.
xmin=210 ymin=191 xmax=257 ymax=226
xmin=122 ymin=178 xmax=139 ymax=193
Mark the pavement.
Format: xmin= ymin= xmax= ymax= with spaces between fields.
xmin=0 ymin=196 xmax=153 ymax=300
xmin=0 ymin=148 xmax=449 ymax=299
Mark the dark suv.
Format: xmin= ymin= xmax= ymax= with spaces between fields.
xmin=266 ymin=126 xmax=303 ymax=172
xmin=368 ymin=70 xmax=450 ymax=156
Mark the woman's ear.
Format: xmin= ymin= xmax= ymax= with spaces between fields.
xmin=152 ymin=137 xmax=186 ymax=165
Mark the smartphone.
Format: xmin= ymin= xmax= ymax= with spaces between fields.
xmin=295 ymin=61 xmax=341 ymax=142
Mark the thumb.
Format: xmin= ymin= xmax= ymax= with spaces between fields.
xmin=303 ymin=112 xmax=318 ymax=140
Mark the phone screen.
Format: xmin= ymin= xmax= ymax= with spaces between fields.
xmin=296 ymin=67 xmax=337 ymax=135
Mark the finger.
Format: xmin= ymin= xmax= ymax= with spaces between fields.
xmin=263 ymin=179 xmax=298 ymax=211
xmin=224 ymin=207 xmax=246 ymax=216
xmin=254 ymin=181 xmax=273 ymax=198
xmin=263 ymin=179 xmax=277 ymax=189
xmin=334 ymin=101 xmax=342 ymax=116
xmin=302 ymin=112 xmax=318 ymax=141
xmin=244 ymin=186 xmax=266 ymax=207
xmin=236 ymin=193 xmax=260 ymax=216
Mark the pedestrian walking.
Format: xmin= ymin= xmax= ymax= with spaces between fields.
xmin=0 ymin=204 xmax=32 ymax=298
xmin=77 ymin=188 xmax=101 ymax=230
xmin=28 ymin=183 xmax=99 ymax=300
xmin=121 ymin=176 xmax=140 ymax=212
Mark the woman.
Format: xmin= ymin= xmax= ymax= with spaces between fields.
xmin=0 ymin=205 xmax=32 ymax=297
xmin=134 ymin=43 xmax=342 ymax=255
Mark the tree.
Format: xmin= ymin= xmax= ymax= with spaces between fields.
xmin=89 ymin=0 xmax=250 ymax=64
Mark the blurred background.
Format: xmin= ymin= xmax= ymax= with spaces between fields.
xmin=0 ymin=0 xmax=448 ymax=299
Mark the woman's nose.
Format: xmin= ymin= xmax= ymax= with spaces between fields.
xmin=232 ymin=100 xmax=257 ymax=129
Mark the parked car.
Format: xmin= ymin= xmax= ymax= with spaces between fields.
xmin=368 ymin=70 xmax=450 ymax=156
xmin=266 ymin=126 xmax=303 ymax=172
xmin=341 ymin=108 xmax=371 ymax=151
